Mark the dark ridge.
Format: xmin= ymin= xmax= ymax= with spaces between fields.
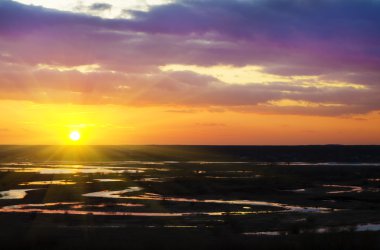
xmin=0 ymin=145 xmax=379 ymax=162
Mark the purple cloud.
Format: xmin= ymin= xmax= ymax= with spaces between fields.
xmin=0 ymin=0 xmax=379 ymax=115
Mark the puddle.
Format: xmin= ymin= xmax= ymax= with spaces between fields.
xmin=118 ymin=161 xmax=166 ymax=165
xmin=0 ymin=167 xmax=38 ymax=172
xmin=139 ymin=178 xmax=165 ymax=183
xmin=163 ymin=225 xmax=198 ymax=228
xmin=215 ymin=171 xmax=257 ymax=173
xmin=274 ymin=162 xmax=380 ymax=167
xmin=19 ymin=180 xmax=76 ymax=186
xmin=0 ymin=189 xmax=38 ymax=199
xmin=82 ymin=191 xmax=331 ymax=213
xmin=205 ymin=176 xmax=259 ymax=179
xmin=187 ymin=161 xmax=249 ymax=164
xmin=94 ymin=179 xmax=124 ymax=182
xmin=70 ymin=203 xmax=144 ymax=209
xmin=300 ymin=223 xmax=380 ymax=234
xmin=60 ymin=225 xmax=126 ymax=229
xmin=243 ymin=231 xmax=283 ymax=236
xmin=194 ymin=170 xmax=206 ymax=174
xmin=323 ymin=184 xmax=363 ymax=194
xmin=0 ymin=203 xmax=188 ymax=216
xmin=0 ymin=202 xmax=267 ymax=217
xmin=356 ymin=223 xmax=380 ymax=232
xmin=0 ymin=162 xmax=34 ymax=166
xmin=83 ymin=187 xmax=143 ymax=198
xmin=243 ymin=223 xmax=380 ymax=236
xmin=0 ymin=164 xmax=148 ymax=174
xmin=0 ymin=167 xmax=125 ymax=174
xmin=38 ymin=168 xmax=126 ymax=174
xmin=368 ymin=178 xmax=380 ymax=182
xmin=282 ymin=189 xmax=306 ymax=193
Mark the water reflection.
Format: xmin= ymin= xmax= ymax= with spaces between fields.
xmin=19 ymin=180 xmax=76 ymax=186
xmin=243 ymin=223 xmax=380 ymax=236
xmin=0 ymin=202 xmax=267 ymax=217
xmin=205 ymin=176 xmax=259 ymax=179
xmin=187 ymin=161 xmax=249 ymax=164
xmin=356 ymin=223 xmax=380 ymax=232
xmin=0 ymin=167 xmax=125 ymax=174
xmin=0 ymin=189 xmax=38 ymax=199
xmin=138 ymin=178 xmax=165 ymax=182
xmin=368 ymin=178 xmax=380 ymax=182
xmin=83 ymin=187 xmax=143 ymax=198
xmin=70 ymin=203 xmax=144 ymax=209
xmin=39 ymin=168 xmax=126 ymax=174
xmin=0 ymin=165 xmax=177 ymax=174
xmin=323 ymin=184 xmax=363 ymax=194
xmin=82 ymin=190 xmax=331 ymax=213
xmin=243 ymin=231 xmax=283 ymax=236
xmin=94 ymin=179 xmax=124 ymax=182
xmin=163 ymin=225 xmax=198 ymax=228
xmin=283 ymin=189 xmax=306 ymax=193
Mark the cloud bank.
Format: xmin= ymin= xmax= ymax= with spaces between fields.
xmin=0 ymin=0 xmax=379 ymax=115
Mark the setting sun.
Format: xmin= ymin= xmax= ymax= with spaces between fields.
xmin=69 ymin=131 xmax=81 ymax=141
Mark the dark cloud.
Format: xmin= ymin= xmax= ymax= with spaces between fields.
xmin=89 ymin=3 xmax=112 ymax=11
xmin=1 ymin=0 xmax=379 ymax=73
xmin=129 ymin=0 xmax=380 ymax=39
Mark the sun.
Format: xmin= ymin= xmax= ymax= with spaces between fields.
xmin=69 ymin=131 xmax=81 ymax=141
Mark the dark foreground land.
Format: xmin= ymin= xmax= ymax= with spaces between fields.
xmin=1 ymin=145 xmax=380 ymax=162
xmin=0 ymin=145 xmax=379 ymax=249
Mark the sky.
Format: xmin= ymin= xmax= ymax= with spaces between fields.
xmin=0 ymin=0 xmax=379 ymax=145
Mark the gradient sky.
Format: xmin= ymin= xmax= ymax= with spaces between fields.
xmin=0 ymin=0 xmax=379 ymax=145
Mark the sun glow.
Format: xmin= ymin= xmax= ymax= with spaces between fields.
xmin=69 ymin=131 xmax=81 ymax=141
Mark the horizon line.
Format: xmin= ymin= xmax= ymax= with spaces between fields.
xmin=0 ymin=144 xmax=379 ymax=147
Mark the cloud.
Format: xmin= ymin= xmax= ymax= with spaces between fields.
xmin=0 ymin=0 xmax=379 ymax=115
xmin=1 ymin=64 xmax=377 ymax=115
xmin=88 ymin=3 xmax=112 ymax=11
xmin=12 ymin=0 xmax=174 ymax=19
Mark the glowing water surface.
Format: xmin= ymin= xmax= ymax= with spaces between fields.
xmin=0 ymin=164 xmax=175 ymax=174
xmin=83 ymin=187 xmax=143 ymax=198
xmin=0 ymin=202 xmax=270 ymax=217
xmin=94 ymin=179 xmax=125 ymax=182
xmin=0 ymin=189 xmax=38 ymax=199
xmin=19 ymin=180 xmax=76 ymax=186
xmin=323 ymin=184 xmax=364 ymax=194
xmin=82 ymin=190 xmax=331 ymax=213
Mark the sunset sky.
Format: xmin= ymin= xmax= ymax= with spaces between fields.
xmin=0 ymin=0 xmax=379 ymax=145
